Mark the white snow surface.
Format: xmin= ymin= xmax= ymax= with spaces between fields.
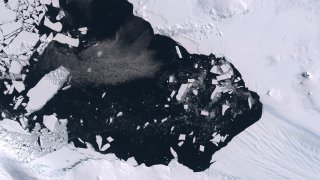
xmin=0 ymin=0 xmax=320 ymax=179
xmin=128 ymin=0 xmax=320 ymax=134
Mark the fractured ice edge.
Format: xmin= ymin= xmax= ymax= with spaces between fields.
xmin=0 ymin=0 xmax=262 ymax=172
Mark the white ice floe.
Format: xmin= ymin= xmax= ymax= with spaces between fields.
xmin=175 ymin=46 xmax=182 ymax=58
xmin=43 ymin=114 xmax=58 ymax=132
xmin=168 ymin=75 xmax=174 ymax=83
xmin=44 ymin=17 xmax=62 ymax=32
xmin=0 ymin=21 xmax=22 ymax=37
xmin=78 ymin=27 xmax=88 ymax=35
xmin=53 ymin=33 xmax=79 ymax=47
xmin=107 ymin=137 xmax=114 ymax=143
xmin=222 ymin=104 xmax=230 ymax=115
xmin=178 ymin=134 xmax=186 ymax=141
xmin=25 ymin=66 xmax=70 ymax=114
xmin=4 ymin=31 xmax=39 ymax=55
xmin=199 ymin=145 xmax=205 ymax=152
xmin=12 ymin=81 xmax=25 ymax=93
xmin=96 ymin=135 xmax=103 ymax=149
xmin=0 ymin=1 xmax=17 ymax=23
xmin=51 ymin=0 xmax=60 ymax=8
xmin=40 ymin=0 xmax=51 ymax=5
xmin=210 ymin=65 xmax=220 ymax=74
xmin=176 ymin=83 xmax=189 ymax=101
xmin=9 ymin=61 xmax=23 ymax=74
xmin=200 ymin=110 xmax=209 ymax=116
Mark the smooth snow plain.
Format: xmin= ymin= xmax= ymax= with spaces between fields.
xmin=1 ymin=0 xmax=320 ymax=179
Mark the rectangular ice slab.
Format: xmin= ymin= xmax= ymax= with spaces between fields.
xmin=176 ymin=83 xmax=189 ymax=101
xmin=26 ymin=66 xmax=70 ymax=114
xmin=53 ymin=33 xmax=79 ymax=47
xmin=4 ymin=31 xmax=39 ymax=55
xmin=43 ymin=114 xmax=58 ymax=132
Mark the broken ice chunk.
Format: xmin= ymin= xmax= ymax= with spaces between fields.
xmin=179 ymin=134 xmax=186 ymax=141
xmin=53 ymin=33 xmax=79 ymax=47
xmin=26 ymin=66 xmax=70 ymax=114
xmin=19 ymin=116 xmax=28 ymax=129
xmin=175 ymin=46 xmax=182 ymax=58
xmin=9 ymin=61 xmax=23 ymax=74
xmin=192 ymin=89 xmax=198 ymax=95
xmin=44 ymin=17 xmax=62 ymax=32
xmin=170 ymin=147 xmax=177 ymax=158
xmin=248 ymin=96 xmax=252 ymax=109
xmin=0 ymin=21 xmax=22 ymax=37
xmin=12 ymin=81 xmax=25 ymax=92
xmin=222 ymin=104 xmax=230 ymax=115
xmin=170 ymin=90 xmax=176 ymax=98
xmin=199 ymin=145 xmax=205 ymax=152
xmin=210 ymin=65 xmax=220 ymax=74
xmin=0 ymin=65 xmax=6 ymax=72
xmin=51 ymin=0 xmax=60 ymax=8
xmin=212 ymin=79 xmax=218 ymax=85
xmin=211 ymin=134 xmax=221 ymax=146
xmin=96 ymin=135 xmax=103 ymax=149
xmin=43 ymin=114 xmax=58 ymax=132
xmin=0 ymin=4 xmax=17 ymax=24
xmin=4 ymin=31 xmax=39 ymax=55
xmin=100 ymin=143 xmax=110 ymax=151
xmin=116 ymin=112 xmax=123 ymax=117
xmin=220 ymin=64 xmax=230 ymax=73
xmin=161 ymin=117 xmax=168 ymax=123
xmin=78 ymin=27 xmax=88 ymax=35
xmin=201 ymin=110 xmax=209 ymax=116
xmin=210 ymin=85 xmax=224 ymax=99
xmin=40 ymin=0 xmax=51 ymax=5
xmin=169 ymin=75 xmax=174 ymax=83
xmin=107 ymin=136 xmax=114 ymax=143
xmin=56 ymin=10 xmax=66 ymax=21
xmin=176 ymin=83 xmax=189 ymax=101
xmin=13 ymin=96 xmax=24 ymax=110
xmin=216 ymin=74 xmax=232 ymax=81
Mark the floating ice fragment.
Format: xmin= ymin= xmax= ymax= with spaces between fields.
xmin=116 ymin=112 xmax=123 ymax=117
xmin=0 ymin=21 xmax=22 ymax=37
xmin=201 ymin=110 xmax=209 ymax=116
xmin=175 ymin=46 xmax=182 ymax=58
xmin=26 ymin=66 xmax=70 ymax=114
xmin=43 ymin=114 xmax=58 ymax=132
xmin=78 ymin=27 xmax=88 ymax=35
xmin=51 ymin=0 xmax=60 ymax=8
xmin=12 ymin=80 xmax=25 ymax=92
xmin=248 ymin=96 xmax=252 ymax=109
xmin=170 ymin=147 xmax=177 ymax=158
xmin=44 ymin=17 xmax=62 ymax=32
xmin=9 ymin=61 xmax=23 ymax=74
xmin=100 ymin=143 xmax=110 ymax=151
xmin=222 ymin=104 xmax=230 ymax=115
xmin=179 ymin=134 xmax=186 ymax=141
xmin=176 ymin=83 xmax=189 ymax=101
xmin=210 ymin=65 xmax=220 ymax=74
xmin=4 ymin=31 xmax=39 ymax=55
xmin=199 ymin=145 xmax=205 ymax=152
xmin=53 ymin=33 xmax=79 ymax=47
xmin=96 ymin=135 xmax=102 ymax=149
xmin=107 ymin=136 xmax=114 ymax=143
